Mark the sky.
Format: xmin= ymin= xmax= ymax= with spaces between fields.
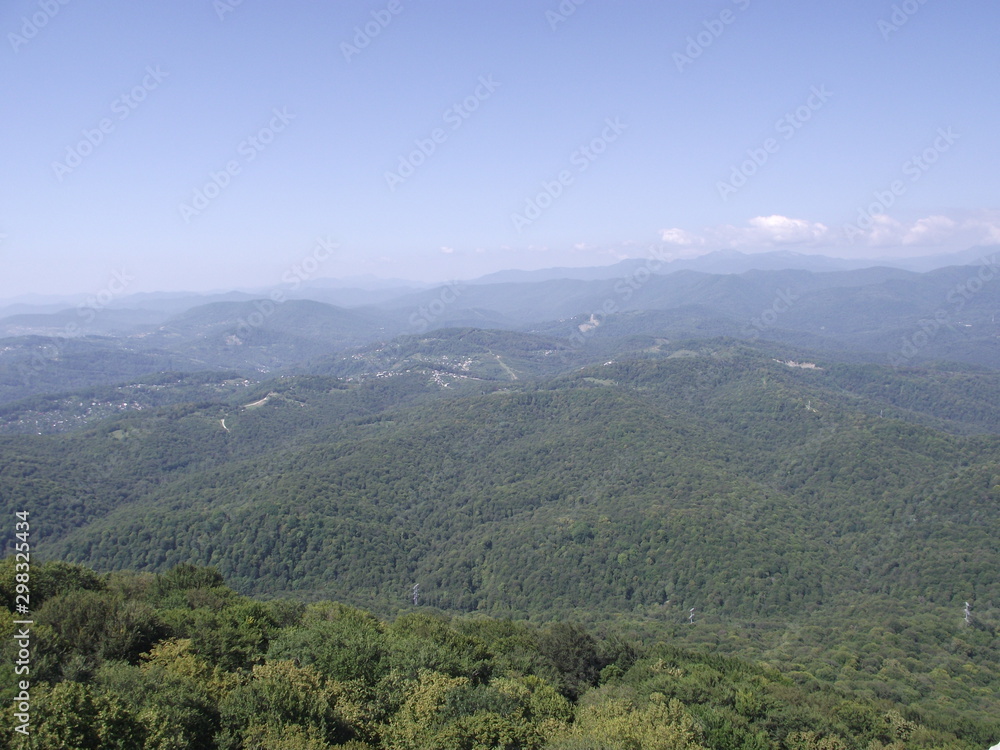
xmin=1 ymin=0 xmax=999 ymax=298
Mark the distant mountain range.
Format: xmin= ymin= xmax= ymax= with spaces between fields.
xmin=468 ymin=245 xmax=1000 ymax=284
xmin=2 ymin=245 xmax=997 ymax=316
xmin=0 ymin=261 xmax=998 ymax=404
xmin=1 ymin=246 xmax=999 ymax=406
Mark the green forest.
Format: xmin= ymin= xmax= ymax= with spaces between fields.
xmin=1 ymin=336 xmax=999 ymax=746
xmin=1 ymin=559 xmax=996 ymax=749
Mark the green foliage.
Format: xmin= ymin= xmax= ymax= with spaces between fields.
xmin=384 ymin=613 xmax=492 ymax=682
xmin=2 ymin=341 xmax=1000 ymax=745
xmin=218 ymin=660 xmax=348 ymax=748
xmin=153 ymin=563 xmax=226 ymax=595
xmin=267 ymin=614 xmax=388 ymax=683
xmin=179 ymin=600 xmax=281 ymax=673
xmin=39 ymin=590 xmax=160 ymax=659
xmin=15 ymin=351 xmax=995 ymax=631
xmin=20 ymin=680 xmax=142 ymax=750
xmin=548 ymin=693 xmax=704 ymax=750
xmin=95 ymin=660 xmax=220 ymax=749
xmin=537 ymin=623 xmax=605 ymax=700
xmin=0 ymin=558 xmax=103 ymax=612
xmin=0 ymin=560 xmax=990 ymax=749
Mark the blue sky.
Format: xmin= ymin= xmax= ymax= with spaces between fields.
xmin=1 ymin=0 xmax=999 ymax=297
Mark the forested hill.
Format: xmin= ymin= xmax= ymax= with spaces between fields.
xmin=3 ymin=260 xmax=1000 ymax=404
xmin=1 ymin=560 xmax=997 ymax=749
xmin=4 ymin=344 xmax=998 ymax=614
xmin=2 ymin=340 xmax=999 ymax=731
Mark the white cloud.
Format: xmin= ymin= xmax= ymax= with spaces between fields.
xmin=440 ymin=246 xmax=455 ymax=254
xmin=848 ymin=214 xmax=961 ymax=248
xmin=864 ymin=214 xmax=907 ymax=247
xmin=843 ymin=210 xmax=1000 ymax=250
xmin=903 ymin=215 xmax=956 ymax=245
xmin=697 ymin=215 xmax=831 ymax=248
xmin=662 ymin=216 xmax=831 ymax=250
xmin=961 ymin=211 xmax=1000 ymax=245
xmin=745 ymin=215 xmax=831 ymax=244
xmin=659 ymin=228 xmax=704 ymax=246
xmin=663 ymin=211 xmax=1000 ymax=256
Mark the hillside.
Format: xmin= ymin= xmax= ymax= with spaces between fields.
xmin=0 ymin=560 xmax=995 ymax=749
xmin=2 ymin=339 xmax=999 ymax=731
xmin=40 ymin=349 xmax=999 ymax=616
xmin=4 ymin=263 xmax=1000 ymax=404
xmin=0 ymin=336 xmax=210 ymax=405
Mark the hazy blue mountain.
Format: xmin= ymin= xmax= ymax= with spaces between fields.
xmin=375 ymin=265 xmax=1000 ymax=367
xmin=0 ymin=336 xmax=207 ymax=405
xmin=0 ymin=307 xmax=171 ymax=338
xmin=464 ymin=245 xmax=1000 ymax=284
xmin=297 ymin=273 xmax=429 ymax=290
xmin=2 ymin=262 xmax=998 ymax=402
xmin=885 ymin=243 xmax=1000 ymax=272
xmin=138 ymin=298 xmax=392 ymax=369
xmin=0 ymin=300 xmax=392 ymax=403
xmin=287 ymin=286 xmax=430 ymax=307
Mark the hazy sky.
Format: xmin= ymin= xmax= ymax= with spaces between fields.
xmin=2 ymin=0 xmax=999 ymax=298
